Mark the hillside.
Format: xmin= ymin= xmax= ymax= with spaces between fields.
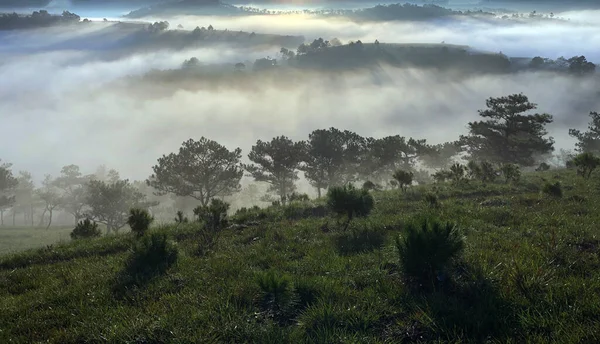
xmin=125 ymin=0 xmax=245 ymax=18
xmin=1 ymin=168 xmax=600 ymax=342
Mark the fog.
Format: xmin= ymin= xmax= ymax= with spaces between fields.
xmin=1 ymin=7 xmax=600 ymax=182
xmin=139 ymin=11 xmax=600 ymax=62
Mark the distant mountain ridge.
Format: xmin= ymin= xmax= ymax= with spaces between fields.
xmin=0 ymin=0 xmax=172 ymax=8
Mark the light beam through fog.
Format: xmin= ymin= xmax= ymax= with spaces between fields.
xmin=143 ymin=11 xmax=600 ymax=62
xmin=1 ymin=8 xmax=599 ymax=181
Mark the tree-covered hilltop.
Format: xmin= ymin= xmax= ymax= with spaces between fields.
xmin=0 ymin=10 xmax=83 ymax=30
xmin=142 ymin=38 xmax=595 ymax=86
xmin=125 ymin=0 xmax=244 ymax=18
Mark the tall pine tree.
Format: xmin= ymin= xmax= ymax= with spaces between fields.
xmin=459 ymin=93 xmax=554 ymax=166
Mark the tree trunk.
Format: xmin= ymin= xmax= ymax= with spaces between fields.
xmin=12 ymin=211 xmax=16 ymax=226
xmin=1 ymin=210 xmax=3 ymax=226
xmin=39 ymin=208 xmax=47 ymax=227
xmin=30 ymin=204 xmax=34 ymax=227
xmin=46 ymin=209 xmax=53 ymax=230
xmin=317 ymin=187 xmax=321 ymax=198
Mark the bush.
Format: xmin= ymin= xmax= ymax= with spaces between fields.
xmin=392 ymin=169 xmax=414 ymax=192
xmin=326 ymin=184 xmax=374 ymax=230
xmin=535 ymin=162 xmax=551 ymax=171
xmin=466 ymin=160 xmax=482 ymax=180
xmin=396 ymin=219 xmax=464 ymax=286
xmin=432 ymin=169 xmax=452 ymax=183
xmin=287 ymin=192 xmax=310 ymax=203
xmin=128 ymin=208 xmax=154 ymax=237
xmin=479 ymin=161 xmax=498 ymax=183
xmin=542 ymin=181 xmax=563 ymax=198
xmin=255 ymin=270 xmax=296 ymax=316
xmin=333 ymin=225 xmax=386 ymax=255
xmin=283 ymin=202 xmax=307 ymax=220
xmin=424 ymin=193 xmax=440 ymax=208
xmin=362 ymin=180 xmax=381 ymax=191
xmin=233 ymin=206 xmax=266 ymax=224
xmin=449 ymin=163 xmax=466 ymax=183
xmin=572 ymin=152 xmax=600 ymax=178
xmin=126 ymin=232 xmax=178 ymax=278
xmin=70 ymin=218 xmax=101 ymax=240
xmin=174 ymin=210 xmax=189 ymax=224
xmin=193 ymin=199 xmax=230 ymax=231
xmin=500 ymin=164 xmax=521 ymax=183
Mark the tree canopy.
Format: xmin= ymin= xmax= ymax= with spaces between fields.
xmin=569 ymin=112 xmax=600 ymax=155
xmin=149 ymin=137 xmax=243 ymax=206
xmin=301 ymin=128 xmax=366 ymax=197
xmin=361 ymin=135 xmax=431 ymax=181
xmin=53 ymin=164 xmax=92 ymax=223
xmin=0 ymin=161 xmax=18 ymax=221
xmin=245 ymin=136 xmax=305 ymax=204
xmin=86 ymin=179 xmax=153 ymax=233
xmin=459 ymin=93 xmax=554 ymax=166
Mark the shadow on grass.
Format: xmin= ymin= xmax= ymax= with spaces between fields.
xmin=332 ymin=226 xmax=386 ymax=256
xmin=112 ymin=232 xmax=178 ymax=300
xmin=399 ymin=262 xmax=520 ymax=342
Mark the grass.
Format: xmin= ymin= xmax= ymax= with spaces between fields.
xmin=1 ymin=168 xmax=600 ymax=343
xmin=0 ymin=226 xmax=73 ymax=255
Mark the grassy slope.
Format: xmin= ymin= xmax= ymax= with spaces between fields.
xmin=0 ymin=226 xmax=73 ymax=255
xmin=1 ymin=169 xmax=599 ymax=343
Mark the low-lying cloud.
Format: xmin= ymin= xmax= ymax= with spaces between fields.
xmin=2 ymin=12 xmax=600 ymax=182
xmin=136 ymin=10 xmax=600 ymax=62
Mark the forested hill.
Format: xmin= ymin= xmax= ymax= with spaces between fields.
xmin=0 ymin=10 xmax=82 ymax=30
xmin=125 ymin=0 xmax=243 ymax=18
xmin=0 ymin=0 xmax=170 ymax=8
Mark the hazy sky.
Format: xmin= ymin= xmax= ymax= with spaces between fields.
xmin=2 ymin=10 xmax=600 ymax=182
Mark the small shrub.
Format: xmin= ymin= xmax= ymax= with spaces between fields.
xmin=396 ymin=219 xmax=464 ymax=286
xmin=287 ymin=192 xmax=310 ymax=203
xmin=255 ymin=270 xmax=296 ymax=317
xmin=326 ymin=184 xmax=374 ymax=230
xmin=283 ymin=202 xmax=307 ymax=220
xmin=500 ymin=163 xmax=521 ymax=183
xmin=362 ymin=180 xmax=381 ymax=191
xmin=466 ymin=160 xmax=482 ymax=180
xmin=572 ymin=152 xmax=600 ymax=178
xmin=294 ymin=278 xmax=320 ymax=309
xmin=70 ymin=218 xmax=101 ymax=240
xmin=535 ymin=162 xmax=551 ymax=171
xmin=233 ymin=206 xmax=263 ymax=224
xmin=479 ymin=161 xmax=498 ymax=183
xmin=193 ymin=199 xmax=230 ymax=231
xmin=174 ymin=210 xmax=188 ymax=224
xmin=424 ymin=192 xmax=440 ymax=208
xmin=449 ymin=163 xmax=466 ymax=183
xmin=333 ymin=225 xmax=386 ymax=255
xmin=542 ymin=181 xmax=563 ymax=198
xmin=128 ymin=208 xmax=154 ymax=237
xmin=126 ymin=232 xmax=178 ymax=278
xmin=392 ymin=169 xmax=414 ymax=192
xmin=433 ymin=170 xmax=452 ymax=183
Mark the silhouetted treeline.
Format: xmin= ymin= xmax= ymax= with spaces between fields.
xmin=176 ymin=38 xmax=596 ymax=76
xmin=0 ymin=11 xmax=81 ymax=30
xmin=1 ymin=94 xmax=599 ymax=227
